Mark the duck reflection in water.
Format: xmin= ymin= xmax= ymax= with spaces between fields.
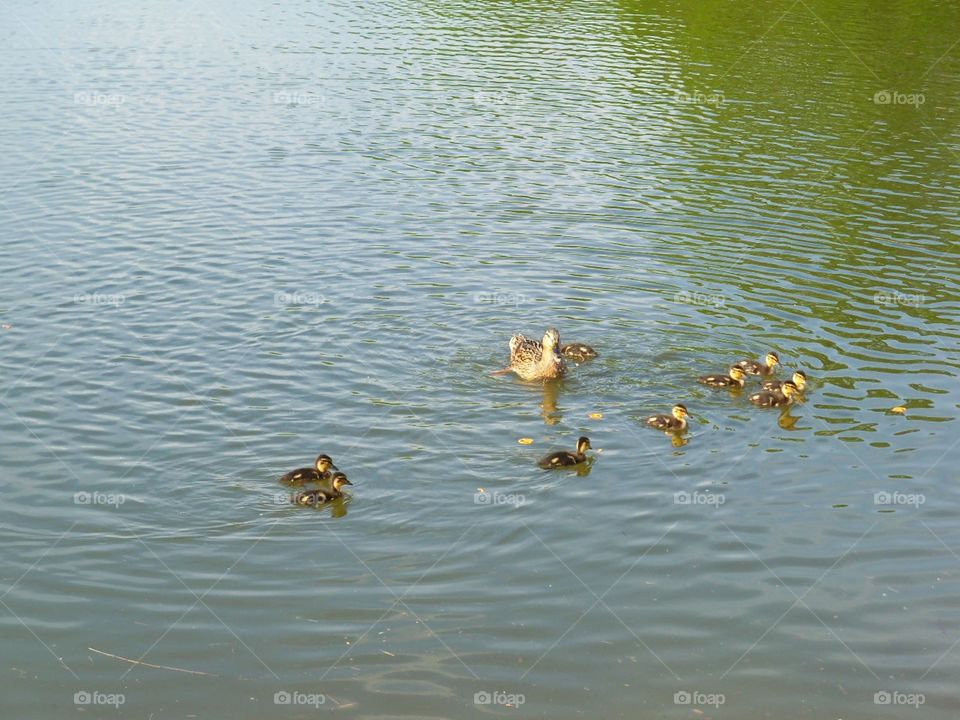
xmin=328 ymin=499 xmax=350 ymax=519
xmin=540 ymin=379 xmax=563 ymax=425
xmin=778 ymin=406 xmax=801 ymax=431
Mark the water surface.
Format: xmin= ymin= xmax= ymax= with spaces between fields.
xmin=2 ymin=0 xmax=959 ymax=717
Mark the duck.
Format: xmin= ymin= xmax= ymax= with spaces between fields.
xmin=537 ymin=436 xmax=592 ymax=469
xmin=763 ymin=370 xmax=807 ymax=393
xmin=735 ymin=352 xmax=780 ymax=376
xmin=645 ymin=404 xmax=689 ymax=431
xmin=292 ymin=473 xmax=352 ymax=506
xmin=560 ymin=343 xmax=599 ymax=362
xmin=508 ymin=327 xmax=566 ymax=381
xmin=280 ymin=454 xmax=337 ymax=485
xmin=698 ymin=365 xmax=747 ymax=388
xmin=749 ymin=380 xmax=799 ymax=407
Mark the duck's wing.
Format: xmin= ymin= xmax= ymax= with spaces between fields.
xmin=280 ymin=467 xmax=317 ymax=484
xmin=510 ymin=334 xmax=543 ymax=363
xmin=735 ymin=359 xmax=762 ymax=373
xmin=538 ymin=451 xmax=574 ymax=468
xmin=561 ymin=343 xmax=598 ymax=360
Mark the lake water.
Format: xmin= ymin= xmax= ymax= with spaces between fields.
xmin=2 ymin=0 xmax=959 ymax=717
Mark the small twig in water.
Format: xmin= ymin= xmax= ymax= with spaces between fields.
xmin=87 ymin=647 xmax=216 ymax=677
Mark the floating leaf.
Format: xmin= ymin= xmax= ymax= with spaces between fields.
xmin=890 ymin=406 xmax=907 ymax=414
xmin=588 ymin=412 xmax=604 ymax=420
xmin=518 ymin=438 xmax=534 ymax=445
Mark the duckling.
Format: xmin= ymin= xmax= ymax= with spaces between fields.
xmin=763 ymin=370 xmax=807 ymax=392
xmin=280 ymin=454 xmax=337 ymax=485
xmin=645 ymin=404 xmax=689 ymax=431
xmin=292 ymin=473 xmax=352 ymax=506
xmin=698 ymin=365 xmax=747 ymax=388
xmin=735 ymin=352 xmax=780 ymax=376
xmin=508 ymin=327 xmax=566 ymax=381
xmin=560 ymin=343 xmax=599 ymax=362
xmin=537 ymin=436 xmax=592 ymax=469
xmin=749 ymin=380 xmax=799 ymax=407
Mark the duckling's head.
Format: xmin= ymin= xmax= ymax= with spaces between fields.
xmin=576 ymin=436 xmax=591 ymax=454
xmin=765 ymin=352 xmax=780 ymax=368
xmin=729 ymin=366 xmax=747 ymax=382
xmin=791 ymin=370 xmax=807 ymax=389
xmin=781 ymin=381 xmax=798 ymax=398
xmin=315 ymin=454 xmax=334 ymax=473
xmin=331 ymin=473 xmax=352 ymax=490
xmin=542 ymin=327 xmax=561 ymax=351
xmin=672 ymin=404 xmax=689 ymax=420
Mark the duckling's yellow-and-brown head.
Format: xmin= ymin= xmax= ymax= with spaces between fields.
xmin=331 ymin=473 xmax=352 ymax=490
xmin=729 ymin=366 xmax=747 ymax=382
xmin=672 ymin=404 xmax=689 ymax=420
xmin=315 ymin=454 xmax=333 ymax=473
xmin=781 ymin=381 xmax=799 ymax=398
xmin=576 ymin=436 xmax=591 ymax=454
xmin=791 ymin=370 xmax=807 ymax=389
xmin=765 ymin=352 xmax=780 ymax=368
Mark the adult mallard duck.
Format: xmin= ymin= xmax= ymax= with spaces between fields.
xmin=507 ymin=327 xmax=566 ymax=381
xmin=560 ymin=343 xmax=599 ymax=362
xmin=280 ymin=454 xmax=337 ymax=485
xmin=293 ymin=473 xmax=352 ymax=506
xmin=645 ymin=404 xmax=689 ymax=431
xmin=735 ymin=352 xmax=780 ymax=376
xmin=763 ymin=370 xmax=807 ymax=392
xmin=698 ymin=365 xmax=747 ymax=388
xmin=749 ymin=381 xmax=799 ymax=407
xmin=537 ymin=436 xmax=592 ymax=469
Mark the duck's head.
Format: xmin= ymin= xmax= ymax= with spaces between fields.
xmin=542 ymin=327 xmax=561 ymax=351
xmin=331 ymin=473 xmax=352 ymax=490
xmin=791 ymin=370 xmax=807 ymax=390
xmin=315 ymin=454 xmax=334 ymax=473
xmin=781 ymin=381 xmax=799 ymax=398
xmin=576 ymin=436 xmax=591 ymax=454
xmin=729 ymin=366 xmax=747 ymax=382
xmin=672 ymin=404 xmax=689 ymax=421
xmin=765 ymin=352 xmax=780 ymax=368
